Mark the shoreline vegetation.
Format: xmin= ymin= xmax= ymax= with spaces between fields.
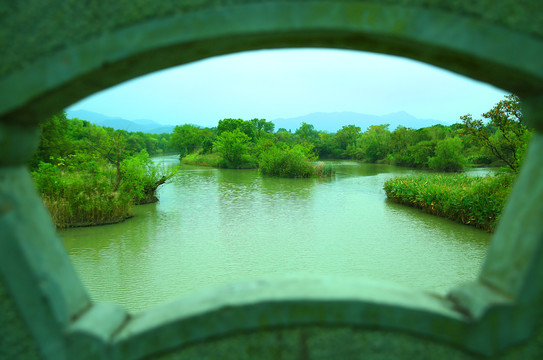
xmin=32 ymin=95 xmax=529 ymax=229
xmin=30 ymin=113 xmax=177 ymax=228
xmin=384 ymin=174 xmax=514 ymax=232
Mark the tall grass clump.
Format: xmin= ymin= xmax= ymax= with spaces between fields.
xmin=32 ymin=161 xmax=133 ymax=228
xmin=312 ymin=161 xmax=336 ymax=177
xmin=32 ymin=151 xmax=176 ymax=228
xmin=384 ymin=173 xmax=514 ymax=232
xmin=181 ymin=152 xmax=222 ymax=167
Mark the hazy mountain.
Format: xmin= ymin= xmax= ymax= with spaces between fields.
xmin=66 ymin=109 xmax=448 ymax=134
xmin=272 ymin=111 xmax=448 ymax=132
xmin=66 ymin=110 xmax=175 ymax=134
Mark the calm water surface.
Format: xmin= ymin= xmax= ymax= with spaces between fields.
xmin=60 ymin=156 xmax=492 ymax=313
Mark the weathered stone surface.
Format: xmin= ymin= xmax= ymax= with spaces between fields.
xmin=2 ymin=1 xmax=543 ymax=126
xmin=1 ymin=1 xmax=543 ymax=359
xmin=1 ymin=0 xmax=542 ymax=78
xmin=0 ymin=123 xmax=41 ymax=165
xmin=0 ymin=276 xmax=41 ymax=360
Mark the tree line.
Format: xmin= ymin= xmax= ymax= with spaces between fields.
xmin=30 ymin=94 xmax=530 ymax=228
xmin=170 ymin=94 xmax=531 ymax=174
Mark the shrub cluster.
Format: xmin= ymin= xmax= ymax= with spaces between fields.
xmin=259 ymin=145 xmax=314 ymax=177
xmin=33 ymin=161 xmax=133 ymax=228
xmin=383 ymin=174 xmax=514 ymax=232
xmin=32 ymin=151 xmax=176 ymax=228
xmin=258 ymin=144 xmax=334 ymax=178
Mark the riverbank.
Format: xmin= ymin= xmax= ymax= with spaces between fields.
xmin=383 ymin=173 xmax=514 ymax=232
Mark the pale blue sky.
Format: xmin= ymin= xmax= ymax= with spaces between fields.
xmin=67 ymin=48 xmax=507 ymax=127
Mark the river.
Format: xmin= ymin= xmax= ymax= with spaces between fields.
xmin=60 ymin=156 xmax=492 ymax=313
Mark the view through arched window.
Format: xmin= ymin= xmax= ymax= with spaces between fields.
xmin=41 ymin=49 xmax=509 ymax=313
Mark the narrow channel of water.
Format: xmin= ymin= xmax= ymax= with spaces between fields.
xmin=60 ymin=157 xmax=492 ymax=313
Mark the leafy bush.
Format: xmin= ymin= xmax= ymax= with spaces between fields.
xmin=121 ymin=150 xmax=178 ymax=204
xmin=214 ymin=129 xmax=257 ymax=169
xmin=428 ymin=137 xmax=467 ymax=172
xmin=258 ymin=144 xmax=333 ymax=178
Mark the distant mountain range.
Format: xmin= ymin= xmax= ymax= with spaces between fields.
xmin=271 ymin=111 xmax=449 ymax=133
xmin=66 ymin=109 xmax=449 ymax=134
xmin=66 ymin=110 xmax=176 ymax=134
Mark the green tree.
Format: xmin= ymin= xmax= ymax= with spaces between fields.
xmin=334 ymin=125 xmax=361 ymax=157
xmin=169 ymin=124 xmax=203 ymax=157
xmin=295 ymin=122 xmax=320 ymax=143
xmin=30 ymin=111 xmax=73 ymax=168
xmin=121 ymin=150 xmax=178 ymax=204
xmin=250 ymin=118 xmax=275 ymax=139
xmin=428 ymin=137 xmax=467 ymax=172
xmin=460 ymin=94 xmax=531 ymax=173
xmin=126 ymin=132 xmax=146 ymax=154
xmin=408 ymin=140 xmax=436 ymax=168
xmin=217 ymin=118 xmax=256 ymax=140
xmin=275 ymin=128 xmax=296 ymax=146
xmin=357 ymin=124 xmax=391 ymax=162
xmin=214 ymin=129 xmax=255 ymax=168
xmin=85 ymin=127 xmax=128 ymax=191
xmin=315 ymin=132 xmax=337 ymax=159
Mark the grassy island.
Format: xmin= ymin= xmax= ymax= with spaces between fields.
xmin=384 ymin=174 xmax=514 ymax=232
xmin=30 ymin=112 xmax=176 ymax=228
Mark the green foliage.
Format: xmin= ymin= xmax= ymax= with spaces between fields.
xmin=217 ymin=118 xmax=256 ymax=140
xmin=460 ymin=94 xmax=531 ymax=173
xmin=214 ymin=129 xmax=256 ymax=168
xmin=201 ymin=137 xmax=214 ymax=154
xmin=169 ymin=124 xmax=207 ymax=157
xmin=250 ymin=118 xmax=275 ymax=138
xmin=258 ymin=144 xmax=331 ymax=178
xmin=31 ymin=111 xmax=74 ymax=168
xmin=33 ymin=149 xmax=177 ymax=228
xmin=120 ymin=150 xmax=178 ymax=204
xmin=32 ymin=160 xmax=133 ymax=228
xmin=181 ymin=152 xmax=222 ymax=167
xmin=312 ymin=162 xmax=336 ymax=177
xmin=391 ymin=140 xmax=436 ymax=168
xmin=356 ymin=124 xmax=391 ymax=162
xmin=428 ymin=137 xmax=467 ymax=172
xmin=295 ymin=122 xmax=320 ymax=143
xmin=259 ymin=145 xmax=313 ymax=178
xmin=384 ymin=174 xmax=514 ymax=231
xmin=335 ymin=125 xmax=361 ymax=149
xmin=30 ymin=113 xmax=177 ymax=227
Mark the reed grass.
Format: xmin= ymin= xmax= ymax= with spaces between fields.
xmin=181 ymin=153 xmax=222 ymax=167
xmin=34 ymin=166 xmax=133 ymax=228
xmin=312 ymin=162 xmax=335 ymax=177
xmin=383 ymin=173 xmax=514 ymax=232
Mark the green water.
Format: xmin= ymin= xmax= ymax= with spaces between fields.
xmin=60 ymin=156 xmax=492 ymax=313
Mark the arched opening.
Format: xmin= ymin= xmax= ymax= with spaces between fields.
xmin=58 ymin=48 xmax=506 ymax=313
xmin=2 ymin=2 xmax=543 ymax=359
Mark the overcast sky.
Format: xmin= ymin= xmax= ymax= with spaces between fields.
xmin=67 ymin=48 xmax=508 ymax=127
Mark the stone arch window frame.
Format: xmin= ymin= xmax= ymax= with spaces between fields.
xmin=2 ymin=2 xmax=543 ymax=359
